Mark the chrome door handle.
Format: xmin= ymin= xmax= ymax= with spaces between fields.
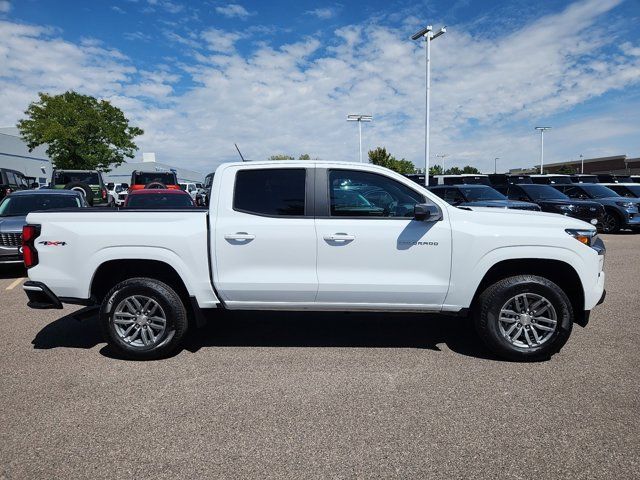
xmin=224 ymin=233 xmax=255 ymax=241
xmin=323 ymin=233 xmax=355 ymax=242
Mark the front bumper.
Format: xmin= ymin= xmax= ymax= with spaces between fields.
xmin=0 ymin=247 xmax=22 ymax=264
xmin=23 ymin=281 xmax=63 ymax=309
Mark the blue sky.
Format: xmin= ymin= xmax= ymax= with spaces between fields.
xmin=0 ymin=0 xmax=639 ymax=172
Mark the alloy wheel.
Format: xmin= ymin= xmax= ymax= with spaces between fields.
xmin=113 ymin=295 xmax=167 ymax=348
xmin=498 ymin=293 xmax=558 ymax=348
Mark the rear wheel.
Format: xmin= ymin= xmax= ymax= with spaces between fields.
xmin=474 ymin=275 xmax=573 ymax=361
xmin=100 ymin=278 xmax=188 ymax=360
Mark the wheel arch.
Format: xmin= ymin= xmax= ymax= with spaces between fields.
xmin=470 ymin=258 xmax=586 ymax=326
xmin=90 ymin=259 xmax=204 ymax=327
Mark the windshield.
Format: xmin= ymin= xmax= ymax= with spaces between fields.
xmin=460 ymin=186 xmax=506 ymax=201
xmin=133 ymin=172 xmax=177 ymax=185
xmin=126 ymin=193 xmax=193 ymax=208
xmin=619 ymin=185 xmax=640 ymax=196
xmin=0 ymin=194 xmax=82 ymax=216
xmin=520 ymin=184 xmax=569 ymax=200
xmin=54 ymin=171 xmax=100 ymax=185
xmin=579 ymin=184 xmax=620 ymax=199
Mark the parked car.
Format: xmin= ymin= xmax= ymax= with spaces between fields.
xmin=106 ymin=183 xmax=129 ymax=207
xmin=503 ymin=184 xmax=604 ymax=226
xmin=601 ymin=183 xmax=640 ymax=199
xmin=530 ymin=174 xmax=573 ymax=185
xmin=570 ymin=174 xmax=599 ymax=183
xmin=631 ymin=176 xmax=640 ymax=184
xmin=551 ymin=183 xmax=640 ymax=233
xmin=50 ymin=169 xmax=107 ymax=206
xmin=124 ymin=189 xmax=195 ymax=208
xmin=0 ymin=190 xmax=87 ymax=264
xmin=1 ymin=168 xmax=31 ymax=200
xmin=596 ymin=174 xmax=633 ymax=183
xmin=434 ymin=174 xmax=491 ymax=186
xmin=179 ymin=182 xmax=198 ymax=200
xmin=129 ymin=170 xmax=180 ymax=191
xmin=429 ymin=185 xmax=540 ymax=211
xmin=487 ymin=174 xmax=533 ymax=190
xmin=23 ymin=161 xmax=606 ymax=362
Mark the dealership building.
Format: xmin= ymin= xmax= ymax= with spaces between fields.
xmin=515 ymin=154 xmax=640 ymax=175
xmin=0 ymin=126 xmax=205 ymax=185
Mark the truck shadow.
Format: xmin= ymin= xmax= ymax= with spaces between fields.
xmin=32 ymin=308 xmax=500 ymax=361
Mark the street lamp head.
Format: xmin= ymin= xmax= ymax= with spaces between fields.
xmin=432 ymin=26 xmax=447 ymax=40
xmin=411 ymin=25 xmax=433 ymax=40
xmin=347 ymin=114 xmax=373 ymax=122
xmin=535 ymin=126 xmax=552 ymax=131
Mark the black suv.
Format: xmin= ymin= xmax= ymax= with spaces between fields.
xmin=429 ymin=185 xmax=540 ymax=211
xmin=552 ymin=183 xmax=640 ymax=233
xmin=504 ymin=184 xmax=604 ymax=226
xmin=0 ymin=168 xmax=31 ymax=200
xmin=530 ymin=175 xmax=573 ymax=185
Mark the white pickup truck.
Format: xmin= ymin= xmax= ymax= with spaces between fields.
xmin=22 ymin=161 xmax=606 ymax=361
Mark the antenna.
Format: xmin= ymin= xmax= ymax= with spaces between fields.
xmin=234 ymin=143 xmax=246 ymax=162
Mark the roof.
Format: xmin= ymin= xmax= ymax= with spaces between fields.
xmin=9 ymin=189 xmax=82 ymax=196
xmin=127 ymin=188 xmax=189 ymax=195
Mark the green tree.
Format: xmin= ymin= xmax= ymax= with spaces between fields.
xmin=17 ymin=91 xmax=143 ymax=171
xmin=557 ymin=165 xmax=576 ymax=174
xmin=368 ymin=147 xmax=416 ymax=174
xmin=461 ymin=165 xmax=481 ymax=174
xmin=429 ymin=164 xmax=443 ymax=175
xmin=445 ymin=166 xmax=463 ymax=175
xmin=269 ymin=154 xmax=295 ymax=160
xmin=298 ymin=153 xmax=311 ymax=160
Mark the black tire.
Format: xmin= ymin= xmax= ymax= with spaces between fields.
xmin=99 ymin=277 xmax=188 ymax=360
xmin=474 ymin=275 xmax=573 ymax=361
xmin=64 ymin=182 xmax=94 ymax=206
xmin=144 ymin=182 xmax=166 ymax=189
xmin=600 ymin=211 xmax=620 ymax=234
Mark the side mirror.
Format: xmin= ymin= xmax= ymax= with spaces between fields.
xmin=30 ymin=182 xmax=39 ymax=189
xmin=121 ymin=183 xmax=129 ymax=189
xmin=414 ymin=203 xmax=441 ymax=221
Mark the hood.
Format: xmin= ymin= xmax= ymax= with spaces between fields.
xmin=594 ymin=197 xmax=640 ymax=206
xmin=456 ymin=205 xmax=595 ymax=230
xmin=0 ymin=216 xmax=27 ymax=233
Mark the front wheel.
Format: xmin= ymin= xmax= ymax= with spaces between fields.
xmin=600 ymin=212 xmax=620 ymax=234
xmin=100 ymin=278 xmax=188 ymax=360
xmin=474 ymin=275 xmax=573 ymax=361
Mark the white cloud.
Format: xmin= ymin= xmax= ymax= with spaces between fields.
xmin=215 ymin=4 xmax=252 ymax=19
xmin=111 ymin=6 xmax=125 ymax=14
xmin=0 ymin=0 xmax=638 ymax=173
xmin=306 ymin=7 xmax=337 ymax=20
xmin=0 ymin=1 xmax=11 ymax=14
xmin=201 ymin=28 xmax=242 ymax=53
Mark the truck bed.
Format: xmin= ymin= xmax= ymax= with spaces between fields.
xmin=24 ymin=209 xmax=219 ymax=307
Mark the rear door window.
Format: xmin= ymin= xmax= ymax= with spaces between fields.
xmin=234 ymin=169 xmax=306 ymax=216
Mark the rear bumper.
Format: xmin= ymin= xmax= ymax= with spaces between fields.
xmin=23 ymin=281 xmax=63 ymax=309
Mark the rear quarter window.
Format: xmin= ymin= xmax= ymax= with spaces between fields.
xmin=233 ymin=169 xmax=306 ymax=216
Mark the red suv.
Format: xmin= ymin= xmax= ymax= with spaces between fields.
xmin=129 ymin=170 xmax=180 ymax=191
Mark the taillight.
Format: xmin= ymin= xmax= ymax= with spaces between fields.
xmin=101 ymin=188 xmax=107 ymax=199
xmin=5 ymin=187 xmax=11 ymax=195
xmin=167 ymin=185 xmax=180 ymax=190
xmin=22 ymin=224 xmax=41 ymax=269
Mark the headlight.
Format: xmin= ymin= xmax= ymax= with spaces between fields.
xmin=615 ymin=201 xmax=634 ymax=208
xmin=566 ymin=228 xmax=597 ymax=247
xmin=556 ymin=204 xmax=576 ymax=212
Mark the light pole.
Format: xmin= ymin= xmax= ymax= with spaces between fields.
xmin=347 ymin=114 xmax=373 ymax=163
xmin=436 ymin=153 xmax=448 ymax=173
xmin=580 ymin=154 xmax=584 ymax=174
xmin=494 ymin=157 xmax=500 ymax=174
xmin=412 ymin=25 xmax=446 ymax=175
xmin=535 ymin=126 xmax=551 ymax=174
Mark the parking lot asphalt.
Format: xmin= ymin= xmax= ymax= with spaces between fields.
xmin=1 ymin=233 xmax=639 ymax=479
